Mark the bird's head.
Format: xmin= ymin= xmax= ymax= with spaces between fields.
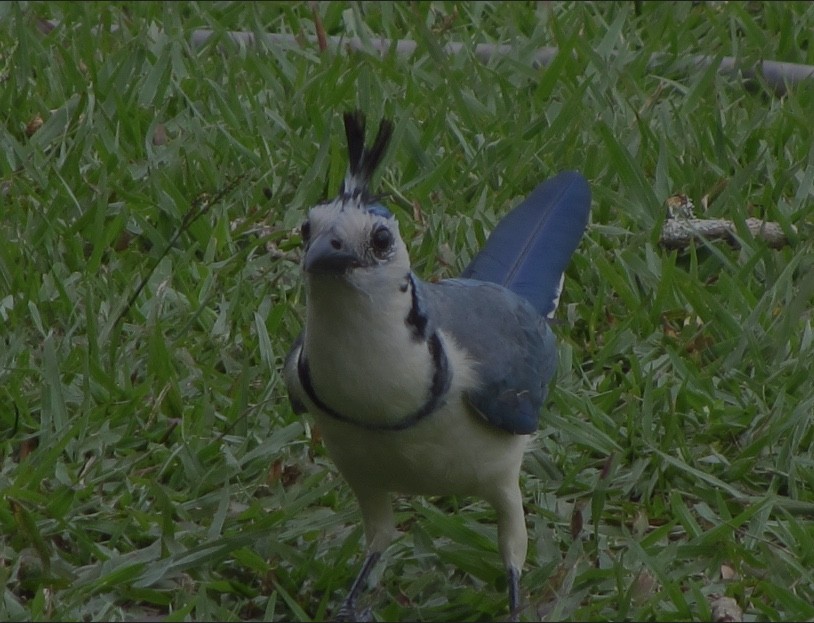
xmin=300 ymin=111 xmax=409 ymax=292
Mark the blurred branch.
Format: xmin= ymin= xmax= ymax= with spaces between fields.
xmin=32 ymin=18 xmax=814 ymax=95
xmin=110 ymin=174 xmax=247 ymax=329
xmin=660 ymin=217 xmax=793 ymax=250
xmin=189 ymin=30 xmax=814 ymax=96
xmin=190 ymin=30 xmax=561 ymax=70
xmin=660 ymin=193 xmax=795 ymax=250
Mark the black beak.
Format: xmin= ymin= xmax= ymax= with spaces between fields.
xmin=304 ymin=232 xmax=360 ymax=275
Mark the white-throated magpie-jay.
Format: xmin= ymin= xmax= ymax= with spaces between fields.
xmin=284 ymin=111 xmax=591 ymax=620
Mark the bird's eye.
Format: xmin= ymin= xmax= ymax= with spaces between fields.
xmin=371 ymin=226 xmax=393 ymax=258
xmin=300 ymin=220 xmax=311 ymax=243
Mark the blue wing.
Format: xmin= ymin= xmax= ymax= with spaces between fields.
xmin=425 ymin=172 xmax=590 ymax=434
xmin=422 ymin=279 xmax=556 ymax=435
xmin=461 ymin=171 xmax=591 ymax=317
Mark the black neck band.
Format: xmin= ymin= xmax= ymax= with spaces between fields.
xmin=297 ymin=332 xmax=451 ymax=432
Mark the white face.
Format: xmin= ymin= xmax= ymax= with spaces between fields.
xmin=301 ymin=197 xmax=411 ymax=293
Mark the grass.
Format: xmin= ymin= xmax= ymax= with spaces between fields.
xmin=1 ymin=1 xmax=813 ymax=620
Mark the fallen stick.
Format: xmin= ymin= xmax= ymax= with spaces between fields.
xmin=189 ymin=30 xmax=814 ymax=96
xmin=659 ymin=194 xmax=795 ymax=250
xmin=189 ymin=30 xmax=560 ymax=68
xmin=660 ymin=217 xmax=794 ymax=250
xmin=32 ymin=18 xmax=814 ymax=95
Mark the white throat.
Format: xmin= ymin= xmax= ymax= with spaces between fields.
xmin=302 ymin=272 xmax=435 ymax=426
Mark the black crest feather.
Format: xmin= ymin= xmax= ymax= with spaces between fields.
xmin=344 ymin=110 xmax=366 ymax=179
xmin=341 ymin=110 xmax=394 ymax=199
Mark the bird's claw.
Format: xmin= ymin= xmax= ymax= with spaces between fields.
xmin=335 ymin=601 xmax=373 ymax=622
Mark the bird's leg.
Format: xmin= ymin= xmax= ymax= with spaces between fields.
xmin=335 ymin=551 xmax=381 ymax=622
xmin=507 ymin=565 xmax=521 ymax=622
xmin=493 ymin=484 xmax=527 ymax=621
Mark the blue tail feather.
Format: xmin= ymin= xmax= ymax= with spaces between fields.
xmin=461 ymin=171 xmax=591 ymax=317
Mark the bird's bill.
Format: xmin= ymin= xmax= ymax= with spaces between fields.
xmin=303 ymin=232 xmax=360 ymax=275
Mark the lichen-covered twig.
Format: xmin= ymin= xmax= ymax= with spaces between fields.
xmin=189 ymin=30 xmax=814 ymax=96
xmin=660 ymin=193 xmax=794 ymax=250
xmin=660 ymin=217 xmax=793 ymax=250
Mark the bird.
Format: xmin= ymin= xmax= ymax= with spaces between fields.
xmin=283 ymin=110 xmax=591 ymax=621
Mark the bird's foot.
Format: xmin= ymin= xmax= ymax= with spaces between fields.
xmin=507 ymin=565 xmax=521 ymax=622
xmin=335 ymin=600 xmax=373 ymax=622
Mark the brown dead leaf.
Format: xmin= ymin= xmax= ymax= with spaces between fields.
xmin=308 ymin=424 xmax=323 ymax=459
xmin=685 ymin=332 xmax=715 ymax=356
xmin=309 ymin=1 xmax=328 ymax=52
xmin=266 ymin=459 xmax=302 ymax=489
xmin=280 ymin=463 xmax=302 ymax=488
xmin=720 ymin=563 xmax=738 ymax=581
xmin=631 ymin=569 xmax=658 ymax=604
xmin=600 ymin=453 xmax=615 ymax=480
xmin=268 ymin=459 xmax=283 ymax=485
xmin=432 ymin=5 xmax=459 ymax=35
xmin=412 ymin=200 xmax=425 ymax=225
xmin=18 ymin=436 xmax=39 ymax=460
xmin=36 ymin=18 xmax=56 ymax=35
xmin=632 ymin=508 xmax=649 ymax=537
xmin=158 ymin=418 xmax=180 ymax=445
xmin=570 ymin=502 xmax=583 ymax=540
xmin=710 ymin=595 xmax=743 ymax=622
xmin=113 ymin=230 xmax=135 ymax=252
xmin=436 ymin=242 xmax=455 ymax=268
xmin=604 ymin=308 xmax=616 ymax=326
xmin=26 ymin=114 xmax=43 ymax=137
xmin=661 ymin=316 xmax=679 ymax=338
xmin=665 ymin=193 xmax=696 ymax=219
xmin=535 ymin=561 xmax=572 ymax=618
xmin=152 ymin=122 xmax=168 ymax=146
xmin=701 ymin=178 xmax=728 ymax=212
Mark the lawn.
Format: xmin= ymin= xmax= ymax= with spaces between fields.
xmin=1 ymin=1 xmax=814 ymax=621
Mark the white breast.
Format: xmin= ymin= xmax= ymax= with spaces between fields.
xmin=303 ymin=273 xmax=433 ymax=427
xmin=313 ymin=334 xmax=529 ymax=500
xmin=299 ymin=270 xmax=528 ymax=501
